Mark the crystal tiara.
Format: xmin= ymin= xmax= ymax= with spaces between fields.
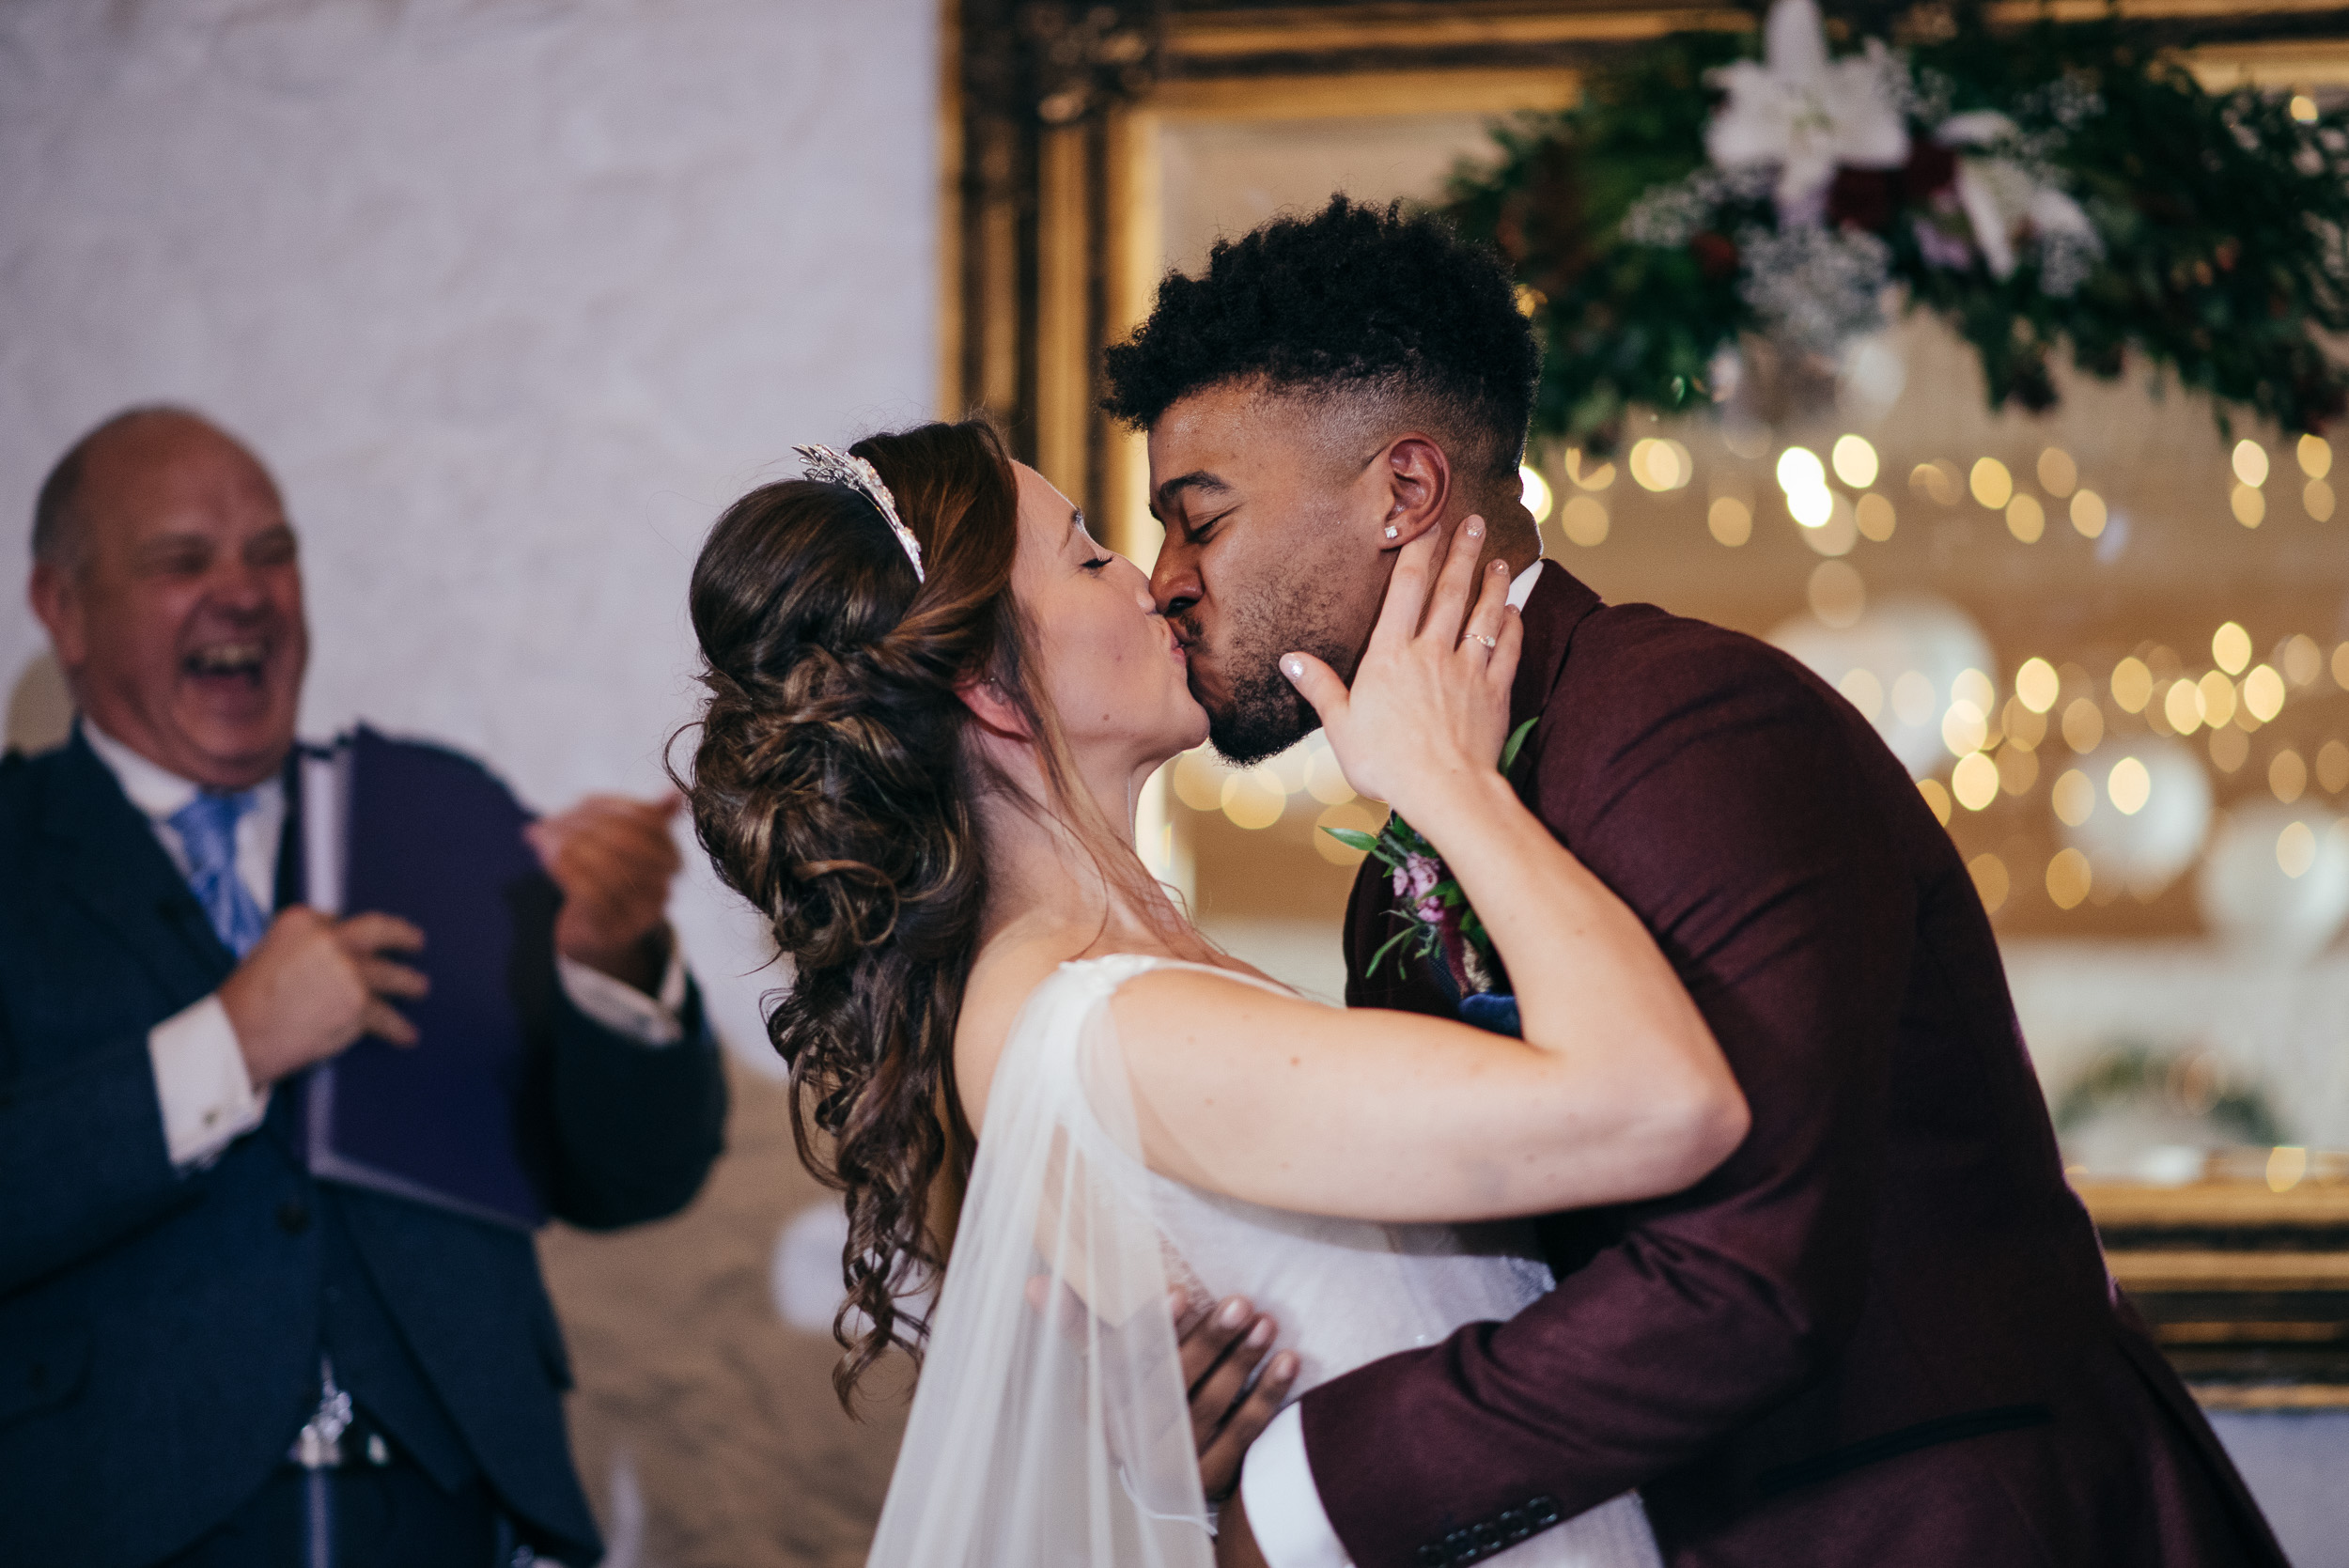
xmin=793 ymin=442 xmax=924 ymax=583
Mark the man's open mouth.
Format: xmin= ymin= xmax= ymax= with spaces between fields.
xmin=183 ymin=641 xmax=269 ymax=686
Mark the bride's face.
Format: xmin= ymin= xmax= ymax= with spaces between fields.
xmin=1010 ymin=462 xmax=1208 ymax=773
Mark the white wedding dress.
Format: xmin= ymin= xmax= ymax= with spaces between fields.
xmin=867 ymin=954 xmax=1660 ymax=1568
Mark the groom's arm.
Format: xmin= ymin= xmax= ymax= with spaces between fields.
xmin=1281 ymin=634 xmax=1921 ymax=1568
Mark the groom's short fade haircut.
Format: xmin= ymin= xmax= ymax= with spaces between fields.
xmin=1101 ymin=196 xmax=1538 ymax=483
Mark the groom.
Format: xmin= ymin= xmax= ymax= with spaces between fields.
xmin=1109 ymin=198 xmax=2284 ymax=1568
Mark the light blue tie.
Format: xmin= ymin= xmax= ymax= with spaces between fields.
xmin=169 ymin=790 xmax=270 ymax=958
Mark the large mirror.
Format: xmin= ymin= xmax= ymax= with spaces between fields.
xmin=946 ymin=0 xmax=2349 ymax=1435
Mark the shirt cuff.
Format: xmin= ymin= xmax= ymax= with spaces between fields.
xmin=555 ymin=934 xmax=688 ymax=1047
xmin=148 ymin=995 xmax=268 ymax=1170
xmin=1241 ymin=1404 xmax=1354 ymax=1568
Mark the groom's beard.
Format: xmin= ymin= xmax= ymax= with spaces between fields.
xmin=1184 ymin=581 xmax=1355 ymax=767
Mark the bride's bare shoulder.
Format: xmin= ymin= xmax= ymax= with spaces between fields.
xmin=953 ymin=929 xmax=1095 ymax=1129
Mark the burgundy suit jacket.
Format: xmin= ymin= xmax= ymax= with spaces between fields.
xmin=1306 ymin=567 xmax=2284 ymax=1568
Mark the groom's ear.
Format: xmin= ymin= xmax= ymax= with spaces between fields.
xmin=1376 ymin=435 xmax=1452 ymax=550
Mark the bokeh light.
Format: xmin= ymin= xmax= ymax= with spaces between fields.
xmin=1628 ymin=437 xmax=1692 ymax=492
xmin=2242 ymin=664 xmax=2286 ymax=722
xmin=1856 ymin=492 xmax=1896 ymax=541
xmin=2006 ymin=493 xmax=2045 ymax=543
xmin=1831 ymin=433 xmax=1878 ymax=489
xmin=2061 ymin=697 xmax=2105 ymax=753
xmin=1314 ymin=801 xmax=1382 ymax=865
xmin=2047 ymin=847 xmax=2093 ymax=909
xmin=1968 ymin=851 xmax=2011 ymax=912
xmin=1952 ymin=752 xmax=1999 ymax=811
xmin=2110 ymin=657 xmax=2153 ymax=713
xmin=1565 ymin=449 xmax=1615 ymax=490
xmin=1560 ymin=495 xmax=1609 ymax=547
xmin=2165 ymin=678 xmax=2204 ymax=736
xmin=2270 ymin=749 xmax=2307 ymax=803
xmin=2200 ymin=671 xmax=2240 ymax=728
xmin=1808 ymin=560 xmax=1866 ymax=628
xmin=2037 ymin=446 xmax=2078 ymax=497
xmin=2070 ymin=489 xmax=2108 ymax=537
xmin=1517 ymin=464 xmax=1553 ymax=524
xmin=2053 ymin=768 xmax=2096 ymax=826
xmin=1220 ymin=767 xmax=1285 ymax=830
xmin=2015 ymin=657 xmax=2061 ymax=714
xmin=2213 ymin=621 xmax=2253 ymax=675
xmin=2108 ymin=755 xmax=2152 ymax=815
xmin=1708 ymin=495 xmax=1752 ymax=547
xmin=1776 ymin=445 xmax=1827 ymax=494
xmin=1969 ymin=458 xmax=2014 ymax=509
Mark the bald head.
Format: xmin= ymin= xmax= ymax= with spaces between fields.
xmin=27 ymin=406 xmax=308 ymax=787
xmin=35 ymin=407 xmax=227 ymax=574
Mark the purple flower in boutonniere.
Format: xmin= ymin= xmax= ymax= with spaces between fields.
xmin=1324 ymin=721 xmax=1538 ymax=1012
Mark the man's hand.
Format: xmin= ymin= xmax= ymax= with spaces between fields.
xmin=217 ymin=908 xmax=428 ymax=1088
xmin=1180 ymin=1293 xmax=1300 ymax=1508
xmin=1216 ymin=1487 xmax=1273 ymax=1568
xmin=526 ymin=793 xmax=683 ymax=991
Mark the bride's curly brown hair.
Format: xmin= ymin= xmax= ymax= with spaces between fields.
xmin=679 ymin=418 xmax=1102 ymax=1407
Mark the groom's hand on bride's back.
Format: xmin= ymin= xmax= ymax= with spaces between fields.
xmin=1176 ymin=1292 xmax=1299 ymax=1503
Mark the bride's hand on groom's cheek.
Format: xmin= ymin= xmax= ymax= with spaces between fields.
xmin=1177 ymin=1291 xmax=1299 ymax=1504
xmin=1280 ymin=517 xmax=1520 ymax=821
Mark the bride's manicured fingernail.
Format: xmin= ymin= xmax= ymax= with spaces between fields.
xmin=1466 ymin=516 xmax=1484 ymax=539
xmin=1280 ymin=656 xmax=1304 ymax=681
xmin=1247 ymin=1320 xmax=1274 ymax=1348
xmin=1491 ymin=560 xmax=1509 ymax=574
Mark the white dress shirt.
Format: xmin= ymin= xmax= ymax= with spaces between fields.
xmin=84 ymin=720 xmax=689 ymax=1171
xmin=1240 ymin=557 xmax=1548 ymax=1568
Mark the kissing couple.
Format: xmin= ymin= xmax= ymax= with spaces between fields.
xmin=679 ymin=200 xmax=2283 ymax=1568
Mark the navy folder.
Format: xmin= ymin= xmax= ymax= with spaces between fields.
xmin=303 ymin=727 xmax=552 ymax=1231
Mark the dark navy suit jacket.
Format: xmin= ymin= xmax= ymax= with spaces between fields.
xmin=0 ymin=730 xmax=727 ymax=1567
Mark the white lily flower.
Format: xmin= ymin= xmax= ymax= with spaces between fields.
xmin=1937 ymin=112 xmax=2100 ymax=284
xmin=1706 ymin=0 xmax=1910 ymax=223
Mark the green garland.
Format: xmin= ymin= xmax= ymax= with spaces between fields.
xmin=1444 ymin=12 xmax=2349 ymax=454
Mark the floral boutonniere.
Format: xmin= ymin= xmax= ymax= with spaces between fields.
xmin=1323 ymin=720 xmax=1538 ymax=1015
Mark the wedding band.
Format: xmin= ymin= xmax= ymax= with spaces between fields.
xmin=1470 ymin=633 xmax=1497 ymax=648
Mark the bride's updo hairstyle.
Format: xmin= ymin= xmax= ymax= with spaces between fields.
xmin=683 ymin=419 xmax=1066 ymax=1405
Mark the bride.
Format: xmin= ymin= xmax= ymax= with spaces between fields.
xmin=679 ymin=420 xmax=1748 ymax=1567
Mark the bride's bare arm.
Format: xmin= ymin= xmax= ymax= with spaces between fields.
xmin=1113 ymin=523 xmax=1745 ymax=1223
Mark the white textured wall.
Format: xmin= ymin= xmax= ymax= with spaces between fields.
xmin=0 ymin=4 xmax=933 ymax=1559
xmin=0 ymin=0 xmax=936 ymax=1070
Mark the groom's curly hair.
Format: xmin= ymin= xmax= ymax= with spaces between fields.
xmin=1101 ymin=195 xmax=1539 ymax=483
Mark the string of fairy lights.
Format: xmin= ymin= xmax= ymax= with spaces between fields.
xmin=1163 ymin=427 xmax=2349 ymax=924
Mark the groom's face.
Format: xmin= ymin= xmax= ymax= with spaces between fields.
xmin=1146 ymin=383 xmax=1395 ymax=765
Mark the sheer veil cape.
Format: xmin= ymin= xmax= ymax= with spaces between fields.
xmin=866 ymin=954 xmax=1228 ymax=1567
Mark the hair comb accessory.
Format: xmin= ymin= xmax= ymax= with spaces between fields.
xmin=794 ymin=442 xmax=924 ymax=582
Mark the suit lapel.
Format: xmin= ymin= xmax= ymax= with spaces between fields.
xmin=1509 ymin=563 xmax=1602 ymax=733
xmin=38 ymin=729 xmax=236 ymax=1005
xmin=1341 ymin=564 xmax=1605 ymax=996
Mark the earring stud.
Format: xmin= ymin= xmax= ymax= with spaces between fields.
xmin=1383 ymin=524 xmax=1400 ymax=540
